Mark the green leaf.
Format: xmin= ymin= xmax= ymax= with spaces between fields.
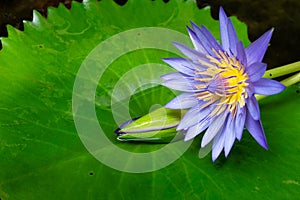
xmin=0 ymin=0 xmax=299 ymax=199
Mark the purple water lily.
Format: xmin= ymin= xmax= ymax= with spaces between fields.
xmin=161 ymin=7 xmax=285 ymax=161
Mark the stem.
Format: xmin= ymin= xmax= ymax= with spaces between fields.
xmin=263 ymin=61 xmax=300 ymax=78
xmin=256 ymin=72 xmax=300 ymax=101
xmin=281 ymin=72 xmax=300 ymax=87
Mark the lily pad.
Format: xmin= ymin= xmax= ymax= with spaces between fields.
xmin=0 ymin=0 xmax=299 ymax=199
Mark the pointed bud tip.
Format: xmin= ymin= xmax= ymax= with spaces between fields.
xmin=114 ymin=117 xmax=140 ymax=135
xmin=114 ymin=127 xmax=126 ymax=135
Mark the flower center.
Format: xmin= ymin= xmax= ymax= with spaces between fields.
xmin=194 ymin=49 xmax=248 ymax=116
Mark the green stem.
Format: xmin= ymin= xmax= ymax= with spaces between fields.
xmin=263 ymin=61 xmax=300 ymax=78
xmin=280 ymin=72 xmax=300 ymax=87
xmin=256 ymin=72 xmax=300 ymax=101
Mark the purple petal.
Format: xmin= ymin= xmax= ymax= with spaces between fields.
xmin=246 ymin=95 xmax=260 ymax=120
xmin=173 ymin=42 xmax=205 ymax=60
xmin=177 ymin=106 xmax=201 ymax=130
xmin=245 ymin=86 xmax=255 ymax=98
xmin=184 ymin=117 xmax=211 ymax=141
xmin=253 ymin=78 xmax=286 ymax=95
xmin=235 ymin=106 xmax=246 ymax=140
xmin=161 ymin=73 xmax=199 ymax=92
xmin=219 ymin=7 xmax=230 ymax=52
xmin=224 ymin=115 xmax=236 ymax=157
xmin=190 ymin=21 xmax=222 ymax=54
xmin=162 ymin=58 xmax=196 ymax=76
xmin=245 ymin=113 xmax=268 ymax=149
xmin=212 ymin=128 xmax=225 ymax=161
xmin=165 ymin=92 xmax=198 ymax=109
xmin=187 ymin=26 xmax=207 ymax=54
xmin=227 ymin=19 xmax=239 ymax=56
xmin=177 ymin=103 xmax=210 ymax=130
xmin=189 ymin=22 xmax=214 ymax=55
xmin=246 ymin=62 xmax=267 ymax=82
xmin=201 ymin=111 xmax=227 ymax=147
xmin=161 ymin=72 xmax=192 ymax=80
xmin=236 ymin=41 xmax=247 ymax=66
xmin=201 ymin=25 xmax=223 ymax=52
xmin=161 ymin=81 xmax=194 ymax=92
xmin=245 ymin=29 xmax=273 ymax=66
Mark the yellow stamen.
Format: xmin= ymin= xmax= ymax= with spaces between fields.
xmin=195 ymin=48 xmax=249 ymax=116
xmin=198 ymin=59 xmax=218 ymax=69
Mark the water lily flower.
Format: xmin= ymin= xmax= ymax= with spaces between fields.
xmin=161 ymin=7 xmax=286 ymax=161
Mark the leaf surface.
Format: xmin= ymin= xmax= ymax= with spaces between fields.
xmin=0 ymin=0 xmax=299 ymax=199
